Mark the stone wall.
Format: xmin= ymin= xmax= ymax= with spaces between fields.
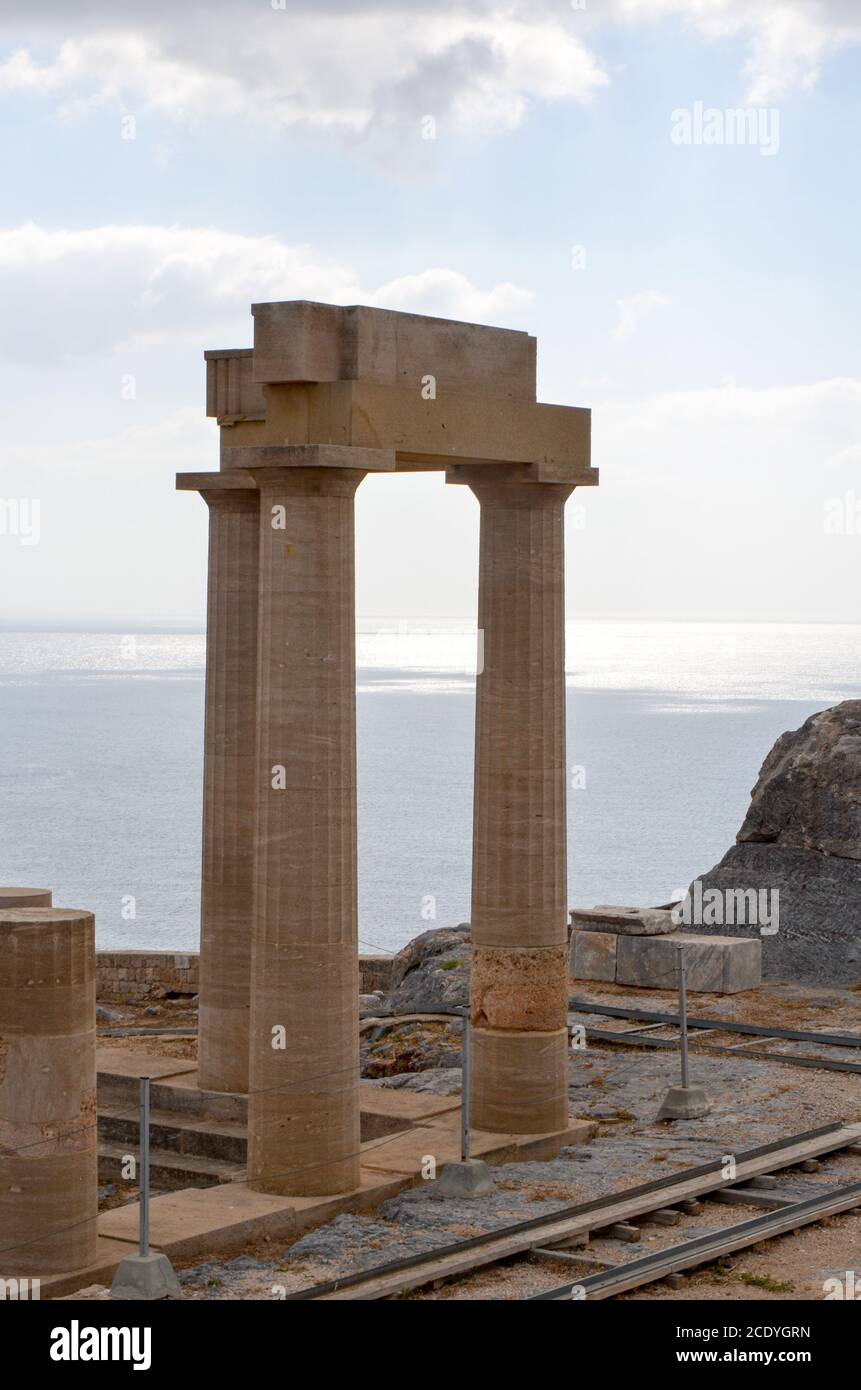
xmin=96 ymin=950 xmax=394 ymax=1003
xmin=96 ymin=951 xmax=199 ymax=1003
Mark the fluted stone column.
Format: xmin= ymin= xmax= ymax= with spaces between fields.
xmin=467 ymin=476 xmax=573 ymax=1135
xmin=247 ymin=466 xmax=361 ymax=1196
xmin=197 ymin=483 xmax=260 ymax=1095
xmin=0 ymin=908 xmax=98 ymax=1274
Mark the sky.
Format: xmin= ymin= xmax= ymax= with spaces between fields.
xmin=0 ymin=0 xmax=859 ymax=625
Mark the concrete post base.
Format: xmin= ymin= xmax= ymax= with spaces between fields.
xmin=656 ymin=1085 xmax=711 ymax=1121
xmin=110 ymin=1253 xmax=183 ymax=1301
xmin=434 ymin=1159 xmax=495 ymax=1199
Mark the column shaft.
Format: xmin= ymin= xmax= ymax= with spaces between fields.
xmin=197 ymin=489 xmax=260 ymax=1094
xmin=0 ymin=909 xmax=98 ymax=1275
xmin=247 ymin=468 xmax=361 ymax=1196
xmin=468 ymin=478 xmax=573 ymax=1134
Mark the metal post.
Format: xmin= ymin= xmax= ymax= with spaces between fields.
xmin=677 ymin=947 xmax=690 ymax=1090
xmin=461 ymin=1013 xmax=470 ymax=1163
xmin=139 ymin=1076 xmax=150 ymax=1259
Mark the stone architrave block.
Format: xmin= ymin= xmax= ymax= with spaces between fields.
xmin=569 ymin=929 xmax=618 ymax=983
xmin=570 ymin=905 xmax=678 ymax=936
xmin=615 ymin=932 xmax=761 ymax=994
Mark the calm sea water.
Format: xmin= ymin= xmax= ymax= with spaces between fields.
xmin=2 ymin=620 xmax=860 ymax=955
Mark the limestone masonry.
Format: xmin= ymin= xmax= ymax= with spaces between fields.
xmin=178 ymin=300 xmax=596 ymax=1191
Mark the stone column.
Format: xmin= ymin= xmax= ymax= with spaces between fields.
xmin=196 ymin=483 xmax=260 ymax=1095
xmin=0 ymin=888 xmax=52 ymax=908
xmin=247 ymin=466 xmax=361 ymax=1196
xmin=0 ymin=908 xmax=98 ymax=1275
xmin=467 ymin=476 xmax=573 ymax=1135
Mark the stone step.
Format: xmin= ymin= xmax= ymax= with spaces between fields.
xmin=98 ymin=1141 xmax=244 ymax=1191
xmin=98 ymin=1071 xmax=248 ymax=1124
xmin=99 ymin=1109 xmax=248 ymax=1164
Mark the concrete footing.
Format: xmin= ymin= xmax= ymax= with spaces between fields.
xmin=656 ymin=1085 xmax=711 ymax=1121
xmin=433 ymin=1158 xmax=495 ymax=1199
xmin=110 ymin=1253 xmax=183 ymax=1301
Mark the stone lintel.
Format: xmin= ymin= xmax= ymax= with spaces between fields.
xmin=222 ymin=443 xmax=395 ymax=473
xmin=224 ymin=381 xmax=592 ymax=485
xmin=250 ymin=299 xmax=537 ymax=401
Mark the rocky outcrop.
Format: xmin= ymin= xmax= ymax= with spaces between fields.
xmin=692 ymin=701 xmax=861 ymax=985
xmin=387 ymin=924 xmax=471 ymax=1014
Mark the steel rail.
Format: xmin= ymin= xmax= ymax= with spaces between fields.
xmin=568 ymin=998 xmax=861 ymax=1049
xmin=579 ymin=1025 xmax=861 ymax=1076
xmin=530 ymin=1179 xmax=861 ymax=1301
xmin=282 ymin=1121 xmax=852 ymax=1301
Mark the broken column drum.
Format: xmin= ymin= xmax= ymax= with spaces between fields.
xmin=0 ymin=908 xmax=98 ymax=1274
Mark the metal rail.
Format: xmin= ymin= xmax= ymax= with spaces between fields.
xmin=531 ymin=1179 xmax=861 ymax=1301
xmin=579 ymin=1025 xmax=861 ymax=1076
xmin=568 ymin=998 xmax=861 ymax=1049
xmin=283 ymin=1121 xmax=855 ymax=1301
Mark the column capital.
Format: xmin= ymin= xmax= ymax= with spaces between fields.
xmin=453 ymin=466 xmax=576 ymax=508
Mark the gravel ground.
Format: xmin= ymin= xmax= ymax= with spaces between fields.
xmin=93 ymin=978 xmax=861 ymax=1302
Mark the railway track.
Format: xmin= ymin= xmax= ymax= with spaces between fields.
xmin=285 ymin=1120 xmax=861 ymax=1301
xmin=568 ymin=999 xmax=861 ymax=1076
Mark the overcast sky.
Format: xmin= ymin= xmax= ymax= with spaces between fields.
xmin=1 ymin=0 xmax=859 ymax=625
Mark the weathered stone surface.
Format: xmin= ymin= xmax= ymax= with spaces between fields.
xmin=570 ymin=905 xmax=678 ymax=936
xmin=615 ymin=933 xmax=761 ymax=994
xmin=570 ymin=929 xmax=617 ymax=983
xmin=465 ymin=476 xmax=573 ymax=1136
xmin=0 ymin=908 xmax=98 ymax=1275
xmin=693 ymin=701 xmax=861 ymax=985
xmin=737 ymin=702 xmax=861 ymax=859
xmin=250 ymin=300 xmax=538 ymax=401
xmin=692 ymin=842 xmax=861 ymax=985
xmin=471 ymin=945 xmax=568 ymax=1031
xmin=387 ymin=926 xmax=470 ymax=1013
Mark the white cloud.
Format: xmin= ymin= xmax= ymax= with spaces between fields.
xmin=612 ymin=290 xmax=673 ymax=342
xmin=0 ymin=223 xmax=533 ymax=364
xmin=611 ymin=0 xmax=861 ymax=102
xmin=0 ymin=4 xmax=607 ymax=139
xmin=0 ymin=0 xmax=856 ymax=144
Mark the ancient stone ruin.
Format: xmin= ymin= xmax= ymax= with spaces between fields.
xmin=693 ymin=700 xmax=861 ymax=985
xmin=179 ymin=299 xmax=597 ymax=1195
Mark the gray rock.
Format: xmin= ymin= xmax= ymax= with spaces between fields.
xmin=692 ymin=842 xmax=861 ymax=985
xmin=387 ymin=925 xmax=471 ymax=1013
xmin=378 ymin=1067 xmax=462 ymax=1095
xmin=690 ymin=701 xmax=861 ymax=986
xmin=96 ymin=1005 xmax=129 ymax=1023
xmin=737 ymin=702 xmax=861 ymax=859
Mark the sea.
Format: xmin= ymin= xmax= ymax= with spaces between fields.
xmin=2 ymin=619 xmax=860 ymax=956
